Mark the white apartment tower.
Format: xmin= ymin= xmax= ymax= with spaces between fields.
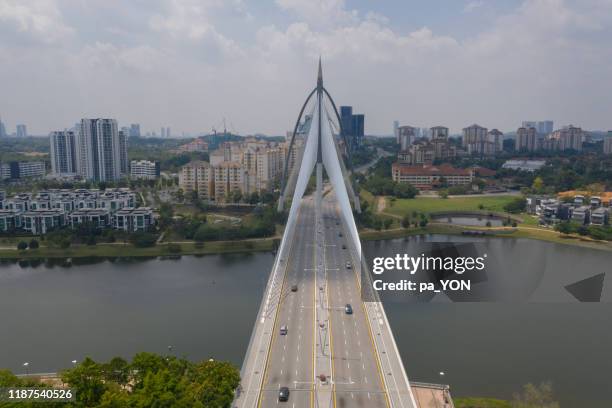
xmin=50 ymin=131 xmax=78 ymax=175
xmin=77 ymin=119 xmax=128 ymax=182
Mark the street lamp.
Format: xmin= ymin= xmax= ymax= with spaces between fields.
xmin=23 ymin=362 xmax=29 ymax=376
xmin=71 ymin=360 xmax=78 ymax=366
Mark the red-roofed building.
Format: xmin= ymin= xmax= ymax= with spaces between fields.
xmin=392 ymin=163 xmax=473 ymax=190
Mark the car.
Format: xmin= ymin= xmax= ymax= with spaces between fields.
xmin=280 ymin=325 xmax=288 ymax=335
xmin=278 ymin=386 xmax=290 ymax=402
xmin=342 ymin=244 xmax=346 ymax=249
xmin=338 ymin=232 xmax=343 ymax=237
xmin=344 ymin=304 xmax=353 ymax=314
xmin=335 ymin=221 xmax=340 ymax=226
xmin=291 ymin=284 xmax=298 ymax=292
xmin=345 ymin=262 xmax=352 ymax=269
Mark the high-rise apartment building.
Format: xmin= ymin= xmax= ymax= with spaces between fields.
xmin=129 ymin=124 xmax=141 ymax=138
xmin=547 ymin=125 xmax=583 ymax=151
xmin=50 ymin=131 xmax=78 ymax=175
xmin=522 ymin=120 xmax=553 ymax=135
xmin=538 ymin=121 xmax=553 ymax=135
xmin=214 ymin=161 xmax=245 ymax=202
xmin=603 ymin=131 xmax=612 ymax=155
xmin=397 ymin=126 xmax=416 ymax=150
xmin=515 ymin=127 xmax=538 ymax=152
xmin=16 ymin=124 xmax=27 ymax=138
xmin=77 ymin=119 xmax=128 ymax=182
xmin=0 ymin=117 xmax=6 ymax=138
xmin=179 ymin=161 xmax=214 ymax=201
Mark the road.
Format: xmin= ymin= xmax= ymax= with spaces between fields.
xmin=258 ymin=197 xmax=316 ymax=407
xmin=237 ymin=190 xmax=417 ymax=408
xmin=322 ymin=197 xmax=388 ymax=408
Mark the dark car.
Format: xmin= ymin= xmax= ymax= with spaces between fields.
xmin=291 ymin=284 xmax=298 ymax=292
xmin=338 ymin=232 xmax=343 ymax=237
xmin=342 ymin=244 xmax=346 ymax=249
xmin=278 ymin=386 xmax=290 ymax=402
xmin=345 ymin=304 xmax=353 ymax=314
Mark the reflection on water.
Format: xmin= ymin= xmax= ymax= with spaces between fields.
xmin=1 ymin=238 xmax=611 ymax=407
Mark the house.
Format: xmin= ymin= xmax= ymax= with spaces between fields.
xmin=590 ymin=207 xmax=609 ymax=226
xmin=571 ymin=206 xmax=590 ymax=225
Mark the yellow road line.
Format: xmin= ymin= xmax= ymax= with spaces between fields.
xmin=345 ymin=206 xmax=391 ymax=408
xmin=256 ymin=209 xmax=300 ymax=408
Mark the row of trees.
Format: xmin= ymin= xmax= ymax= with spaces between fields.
xmin=0 ymin=353 xmax=240 ymax=407
xmin=555 ymin=221 xmax=612 ymax=241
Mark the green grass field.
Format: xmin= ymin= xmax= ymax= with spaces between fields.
xmin=384 ymin=195 xmax=517 ymax=217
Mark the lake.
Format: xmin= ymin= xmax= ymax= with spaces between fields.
xmin=0 ymin=236 xmax=610 ymax=407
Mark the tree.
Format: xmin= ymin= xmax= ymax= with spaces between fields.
xmin=61 ymin=357 xmax=107 ymax=406
xmin=383 ymin=218 xmax=393 ymax=230
xmin=503 ymin=197 xmax=527 ymax=214
xmin=17 ymin=241 xmax=28 ymax=251
xmin=531 ymin=176 xmax=545 ymax=193
xmin=401 ymin=214 xmax=411 ymax=229
xmin=555 ymin=221 xmax=573 ymax=235
xmin=512 ymin=381 xmax=559 ymax=408
xmin=28 ymin=239 xmax=39 ymax=249
xmin=129 ymin=232 xmax=157 ymax=248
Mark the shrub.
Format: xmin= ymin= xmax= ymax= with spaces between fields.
xmin=17 ymin=241 xmax=28 ymax=251
xmin=28 ymin=239 xmax=39 ymax=249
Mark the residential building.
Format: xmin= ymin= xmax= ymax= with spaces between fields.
xmin=68 ymin=208 xmax=111 ymax=229
xmin=488 ymin=129 xmax=504 ymax=152
xmin=114 ymin=207 xmax=153 ymax=232
xmin=172 ymin=138 xmax=209 ymax=153
xmin=129 ymin=124 xmax=141 ymax=138
xmin=393 ymin=121 xmax=400 ymax=143
xmin=571 ymin=206 xmax=590 ymax=225
xmin=179 ymin=161 xmax=214 ymax=201
xmin=0 ymin=188 xmax=146 ymax=234
xmin=0 ymin=116 xmax=6 ymax=138
xmin=397 ymin=126 xmax=416 ymax=150
xmin=77 ymin=118 xmax=128 ymax=182
xmin=398 ymin=126 xmax=455 ymax=165
xmin=0 ymin=210 xmax=20 ymax=232
xmin=130 ymin=160 xmax=160 ymax=180
xmin=16 ymin=124 xmax=27 ymax=138
xmin=523 ymin=121 xmax=553 ymax=135
xmin=50 ymin=131 xmax=78 ymax=175
xmin=604 ymin=131 xmax=612 ymax=155
xmin=214 ymin=161 xmax=245 ymax=202
xmin=515 ymin=127 xmax=538 ymax=152
xmin=392 ymin=163 xmax=473 ymax=190
xmin=546 ymin=125 xmax=583 ymax=151
xmin=590 ymin=207 xmax=609 ymax=226
xmin=0 ymin=161 xmax=46 ymax=180
xmin=21 ymin=209 xmax=65 ymax=234
xmin=538 ymin=121 xmax=553 ymax=135
xmin=463 ymin=124 xmax=499 ymax=156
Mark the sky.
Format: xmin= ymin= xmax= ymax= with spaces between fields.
xmin=1 ymin=0 xmax=612 ymax=136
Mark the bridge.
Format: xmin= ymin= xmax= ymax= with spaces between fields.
xmin=234 ymin=61 xmax=446 ymax=408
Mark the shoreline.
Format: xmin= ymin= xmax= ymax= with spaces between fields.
xmin=1 ymin=222 xmax=611 ymax=259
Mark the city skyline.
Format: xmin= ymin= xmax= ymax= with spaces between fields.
xmin=1 ymin=0 xmax=612 ymax=135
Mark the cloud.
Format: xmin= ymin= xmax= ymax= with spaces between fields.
xmin=0 ymin=0 xmax=73 ymax=44
xmin=1 ymin=0 xmax=612 ymax=135
xmin=464 ymin=1 xmax=484 ymax=13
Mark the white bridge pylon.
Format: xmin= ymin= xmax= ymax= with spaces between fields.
xmin=279 ymin=60 xmax=361 ymax=259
